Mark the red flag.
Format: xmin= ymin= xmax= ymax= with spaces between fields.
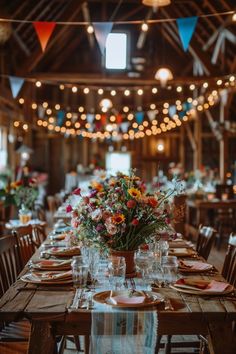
xmin=116 ymin=114 xmax=123 ymax=124
xmin=101 ymin=114 xmax=107 ymax=126
xmin=33 ymin=21 xmax=56 ymax=51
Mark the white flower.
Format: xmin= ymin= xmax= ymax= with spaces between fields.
xmin=91 ymin=209 xmax=102 ymax=222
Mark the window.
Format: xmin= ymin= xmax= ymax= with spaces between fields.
xmin=105 ymin=33 xmax=127 ymax=70
xmin=0 ymin=127 xmax=7 ymax=169
xmin=106 ymin=152 xmax=131 ymax=174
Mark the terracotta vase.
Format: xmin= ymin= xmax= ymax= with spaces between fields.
xmin=110 ymin=249 xmax=136 ymax=278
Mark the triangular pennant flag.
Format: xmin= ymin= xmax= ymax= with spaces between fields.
xmin=135 ymin=111 xmax=144 ymax=125
xmin=169 ymin=105 xmax=177 ymax=117
xmin=93 ymin=22 xmax=113 ymax=55
xmin=147 ymin=110 xmax=156 ymax=121
xmin=33 ymin=21 xmax=56 ymax=51
xmin=9 ymin=76 xmax=24 ymax=98
xmin=176 ymin=16 xmax=198 ymax=52
xmin=38 ymin=105 xmax=45 ymax=119
xmin=116 ymin=114 xmax=123 ymax=124
xmin=57 ymin=110 xmax=65 ymax=126
xmin=101 ymin=114 xmax=107 ymax=126
xmin=87 ymin=114 xmax=95 ymax=124
xmin=120 ymin=122 xmax=130 ymax=133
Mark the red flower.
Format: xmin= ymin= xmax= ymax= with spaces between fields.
xmin=127 ymin=199 xmax=136 ymax=209
xmin=72 ymin=188 xmax=81 ymax=196
xmin=148 ymin=197 xmax=158 ymax=208
xmin=66 ymin=205 xmax=72 ymax=213
xmin=140 ymin=243 xmax=149 ymax=251
xmin=131 ymin=218 xmax=139 ymax=226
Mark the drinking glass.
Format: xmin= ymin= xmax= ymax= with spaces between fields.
xmin=108 ymin=256 xmax=126 ymax=290
xmin=161 ymin=256 xmax=178 ymax=285
xmin=134 ymin=249 xmax=154 ymax=288
xmin=71 ymin=256 xmax=89 ymax=288
xmin=88 ymin=248 xmax=100 ymax=290
xmin=160 ymin=240 xmax=169 ymax=256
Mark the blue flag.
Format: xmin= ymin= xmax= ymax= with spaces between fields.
xmin=9 ymin=76 xmax=24 ymax=98
xmin=57 ymin=110 xmax=65 ymax=126
xmin=93 ymin=22 xmax=113 ymax=55
xmin=176 ymin=16 xmax=198 ymax=51
xmin=135 ymin=111 xmax=144 ymax=125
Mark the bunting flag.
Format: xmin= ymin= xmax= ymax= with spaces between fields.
xmin=87 ymin=114 xmax=95 ymax=124
xmin=116 ymin=114 xmax=123 ymax=124
xmin=57 ymin=110 xmax=65 ymax=126
xmin=93 ymin=22 xmax=113 ymax=55
xmin=135 ymin=111 xmax=144 ymax=125
xmin=9 ymin=76 xmax=24 ymax=98
xmin=101 ymin=114 xmax=107 ymax=126
xmin=33 ymin=21 xmax=56 ymax=51
xmin=38 ymin=105 xmax=45 ymax=119
xmin=176 ymin=16 xmax=198 ymax=52
xmin=120 ymin=122 xmax=130 ymax=133
xmin=147 ymin=110 xmax=156 ymax=121
xmin=169 ymin=105 xmax=177 ymax=117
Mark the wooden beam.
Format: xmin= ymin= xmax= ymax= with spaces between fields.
xmin=17 ymin=1 xmax=83 ymax=75
xmin=185 ymin=123 xmax=197 ymax=152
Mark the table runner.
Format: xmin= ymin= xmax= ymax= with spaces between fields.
xmin=90 ymin=309 xmax=158 ymax=354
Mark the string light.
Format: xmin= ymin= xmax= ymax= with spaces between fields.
xmin=87 ymin=25 xmax=94 ymax=34
xmin=124 ymin=89 xmax=130 ymax=96
xmin=141 ymin=22 xmax=149 ymax=32
xmin=31 ymin=103 xmax=37 ymax=110
xmin=83 ymin=87 xmax=90 ymax=94
xmin=176 ymin=86 xmax=182 ymax=92
xmin=55 ymin=104 xmax=60 ymax=110
xmin=43 ymin=102 xmax=48 ymax=108
xmin=72 ymin=86 xmax=78 ymax=93
xmin=217 ymin=79 xmax=222 ymax=85
xmin=22 ymin=123 xmax=28 ymax=130
xmin=14 ymin=121 xmax=20 ymax=127
xmin=98 ymin=88 xmax=104 ymax=95
xmin=137 ymin=89 xmax=143 ymax=95
xmin=152 ymin=87 xmax=158 ymax=94
xmin=59 ymin=84 xmax=65 ymax=90
xmin=203 ymin=82 xmax=208 ymax=88
xmin=19 ymin=98 xmax=24 ymax=104
xmin=110 ymin=90 xmax=116 ymax=96
xmin=78 ymin=106 xmax=84 ymax=112
xmin=189 ymin=84 xmax=195 ymax=90
xmin=150 ymin=103 xmax=156 ymax=109
xmin=35 ymin=80 xmax=41 ymax=87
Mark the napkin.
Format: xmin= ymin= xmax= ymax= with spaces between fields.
xmin=49 ymin=246 xmax=81 ymax=256
xmin=110 ymin=295 xmax=145 ymax=305
xmin=32 ymin=270 xmax=72 ymax=282
xmin=169 ymin=248 xmax=191 ymax=256
xmin=175 ymin=278 xmax=229 ymax=292
xmin=32 ymin=259 xmax=71 ymax=269
xmin=179 ymin=260 xmax=212 ymax=271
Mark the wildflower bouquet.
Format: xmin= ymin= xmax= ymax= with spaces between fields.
xmin=69 ymin=172 xmax=182 ymax=251
xmin=12 ymin=177 xmax=38 ymax=210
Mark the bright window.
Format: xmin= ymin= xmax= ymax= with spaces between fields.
xmin=106 ymin=152 xmax=131 ymax=174
xmin=0 ymin=127 xmax=7 ymax=169
xmin=105 ymin=33 xmax=127 ymax=70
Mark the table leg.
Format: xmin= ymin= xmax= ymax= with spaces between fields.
xmin=28 ymin=321 xmax=56 ymax=354
xmin=207 ymin=321 xmax=236 ymax=354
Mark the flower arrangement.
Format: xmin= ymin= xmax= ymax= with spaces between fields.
xmin=68 ymin=172 xmax=183 ymax=251
xmin=1 ymin=177 xmax=39 ymax=210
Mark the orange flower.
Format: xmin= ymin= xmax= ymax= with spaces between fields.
xmin=91 ymin=181 xmax=103 ymax=192
xmin=128 ymin=188 xmax=141 ymax=199
xmin=112 ymin=213 xmax=125 ymax=224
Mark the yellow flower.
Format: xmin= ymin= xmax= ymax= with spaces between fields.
xmin=112 ymin=213 xmax=125 ymax=224
xmin=128 ymin=188 xmax=141 ymax=199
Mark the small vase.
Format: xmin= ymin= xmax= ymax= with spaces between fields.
xmin=18 ymin=206 xmax=32 ymax=225
xmin=110 ymin=249 xmax=136 ymax=278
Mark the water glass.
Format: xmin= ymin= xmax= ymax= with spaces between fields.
xmin=161 ymin=256 xmax=178 ymax=285
xmin=108 ymin=256 xmax=126 ymax=290
xmin=160 ymin=240 xmax=169 ymax=256
xmin=71 ymin=256 xmax=89 ymax=288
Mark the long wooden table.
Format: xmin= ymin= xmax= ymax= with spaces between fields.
xmin=0 ymin=245 xmax=236 ymax=354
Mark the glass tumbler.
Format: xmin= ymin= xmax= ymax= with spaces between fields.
xmin=71 ymin=256 xmax=89 ymax=288
xmin=161 ymin=256 xmax=178 ymax=285
xmin=108 ymin=256 xmax=126 ymax=290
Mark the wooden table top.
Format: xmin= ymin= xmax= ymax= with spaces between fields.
xmin=187 ymin=199 xmax=236 ymax=209
xmin=0 ymin=241 xmax=236 ymax=354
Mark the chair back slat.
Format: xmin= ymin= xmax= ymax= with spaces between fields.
xmin=32 ymin=224 xmax=47 ymax=245
xmin=222 ymin=233 xmax=236 ymax=287
xmin=0 ymin=235 xmax=21 ymax=297
xmin=196 ymin=225 xmax=216 ymax=260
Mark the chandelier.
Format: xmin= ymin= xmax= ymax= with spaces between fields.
xmin=154 ymin=67 xmax=173 ymax=86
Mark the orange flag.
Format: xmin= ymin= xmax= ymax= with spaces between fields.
xmin=33 ymin=21 xmax=56 ymax=51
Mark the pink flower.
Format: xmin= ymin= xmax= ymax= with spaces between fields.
xmin=72 ymin=188 xmax=81 ymax=195
xmin=66 ymin=204 xmax=72 ymax=213
xmin=71 ymin=218 xmax=79 ymax=228
xmin=106 ymin=223 xmax=118 ymax=235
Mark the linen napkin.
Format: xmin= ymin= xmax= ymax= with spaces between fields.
xmin=169 ymin=248 xmax=193 ymax=256
xmin=90 ymin=309 xmax=158 ymax=354
xmin=31 ymin=270 xmax=72 ymax=282
xmin=48 ymin=246 xmax=81 ymax=257
xmin=179 ymin=260 xmax=212 ymax=271
xmin=175 ymin=278 xmax=229 ymax=292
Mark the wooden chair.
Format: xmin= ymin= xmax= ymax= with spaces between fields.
xmin=32 ymin=224 xmax=47 ymax=246
xmin=0 ymin=235 xmax=21 ymax=297
xmin=12 ymin=226 xmax=38 ymax=268
xmin=196 ymin=225 xmax=216 ymax=260
xmin=0 ymin=235 xmax=30 ymax=353
xmin=222 ymin=233 xmax=236 ymax=287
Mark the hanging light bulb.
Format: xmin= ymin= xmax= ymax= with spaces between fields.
xmin=99 ymin=98 xmax=113 ymax=112
xmin=154 ymin=67 xmax=173 ymax=86
xmin=142 ymin=0 xmax=171 ymax=7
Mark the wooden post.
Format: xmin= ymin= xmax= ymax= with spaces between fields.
xmin=219 ymin=94 xmax=228 ymax=183
xmin=194 ymin=113 xmax=202 ymax=170
xmin=180 ymin=125 xmax=185 ymax=169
